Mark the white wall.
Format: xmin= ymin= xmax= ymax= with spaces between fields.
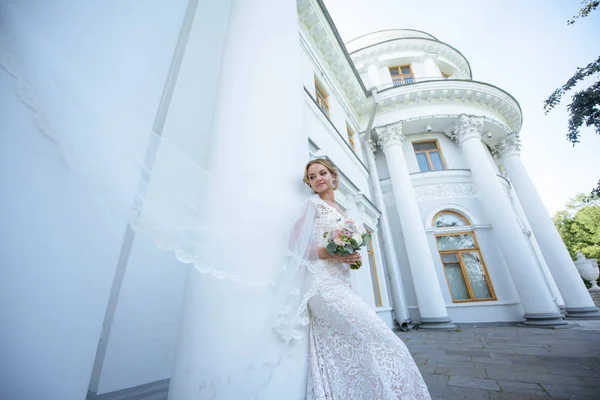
xmin=95 ymin=236 xmax=187 ymax=394
xmin=303 ymin=100 xmax=370 ymax=195
xmin=0 ymin=2 xmax=189 ymax=398
xmin=93 ymin=0 xmax=240 ymax=394
xmin=0 ymin=54 xmax=126 ymax=400
xmin=402 ymin=132 xmax=468 ymax=173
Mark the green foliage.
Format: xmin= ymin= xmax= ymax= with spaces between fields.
xmin=545 ymin=2 xmax=599 ymax=195
xmin=567 ymin=0 xmax=599 ymax=25
xmin=553 ymin=194 xmax=600 ymax=261
xmin=543 ymin=56 xmax=600 ymax=145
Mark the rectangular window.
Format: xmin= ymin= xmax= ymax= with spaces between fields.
xmin=412 ymin=140 xmax=446 ymax=172
xmin=436 ymin=232 xmax=496 ymax=302
xmin=347 ymin=125 xmax=356 ymax=151
xmin=367 ymin=239 xmax=383 ymax=307
xmin=315 ymin=80 xmax=329 ymax=118
xmin=389 ymin=65 xmax=414 ymax=86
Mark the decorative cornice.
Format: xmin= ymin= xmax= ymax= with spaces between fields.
xmin=350 ymin=37 xmax=471 ymax=79
xmin=415 ymin=183 xmax=480 ymax=200
xmin=375 ymin=122 xmax=404 ymax=149
xmin=491 ymin=132 xmax=521 ymax=159
xmin=382 ymin=183 xmax=479 ymax=206
xmin=420 ymin=52 xmax=439 ymax=63
xmin=449 ymin=114 xmax=484 ymax=145
xmin=372 ymin=80 xmax=522 ymax=132
xmin=298 ymin=0 xmax=368 ymax=112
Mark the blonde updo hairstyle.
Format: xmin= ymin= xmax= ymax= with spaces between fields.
xmin=303 ymin=158 xmax=340 ymax=191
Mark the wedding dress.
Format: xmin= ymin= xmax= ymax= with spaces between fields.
xmin=305 ymin=197 xmax=431 ymax=400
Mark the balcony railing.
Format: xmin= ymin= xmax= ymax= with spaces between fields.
xmin=383 ymin=76 xmax=456 ymax=91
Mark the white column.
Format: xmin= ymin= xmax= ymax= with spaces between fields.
xmin=168 ymin=0 xmax=306 ymax=398
xmin=494 ymin=134 xmax=600 ymax=319
xmin=361 ymin=134 xmax=411 ymax=329
xmin=366 ymin=60 xmax=381 ymax=90
xmin=376 ymin=123 xmax=454 ymax=329
xmin=421 ymin=53 xmax=442 ymax=79
xmin=451 ymin=115 xmax=565 ymax=326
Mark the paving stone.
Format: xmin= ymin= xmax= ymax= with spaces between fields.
xmin=546 ymin=366 xmax=600 ymax=378
xmin=484 ymin=371 xmax=590 ymax=387
xmin=448 ymin=376 xmax=500 ymax=391
xmin=541 ymin=383 xmax=600 ymax=399
xmin=420 ymin=373 xmax=449 ymax=389
xmin=473 ymin=364 xmax=552 ymax=374
xmin=416 ymin=364 xmax=436 ymax=374
xmin=471 ymin=357 xmax=514 ymax=365
xmin=580 ymin=376 xmax=600 ymax=389
xmin=446 ymin=349 xmax=492 ymax=358
xmin=434 ymin=366 xmax=488 ymax=379
xmin=488 ymin=392 xmax=558 ymax=399
xmin=397 ymin=322 xmax=600 ymax=400
xmin=497 ymin=380 xmax=548 ymax=395
xmin=427 ymin=385 xmax=490 ymax=400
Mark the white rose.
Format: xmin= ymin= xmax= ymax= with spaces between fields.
xmin=351 ymin=234 xmax=363 ymax=246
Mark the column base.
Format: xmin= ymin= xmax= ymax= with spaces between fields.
xmin=521 ymin=312 xmax=567 ymax=327
xmin=559 ymin=305 xmax=567 ymax=317
xmin=417 ymin=316 xmax=456 ymax=330
xmin=565 ymin=306 xmax=600 ymax=319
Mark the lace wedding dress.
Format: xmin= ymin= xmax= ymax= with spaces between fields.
xmin=306 ymin=199 xmax=431 ymax=400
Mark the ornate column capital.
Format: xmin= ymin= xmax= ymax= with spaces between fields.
xmin=491 ymin=132 xmax=522 ymax=159
xmin=449 ymin=114 xmax=484 ymax=145
xmin=375 ymin=122 xmax=404 ymax=150
xmin=366 ymin=136 xmax=378 ymax=154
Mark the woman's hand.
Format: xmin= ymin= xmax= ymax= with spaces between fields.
xmin=331 ymin=252 xmax=362 ymax=265
xmin=317 ymin=248 xmax=362 ymax=264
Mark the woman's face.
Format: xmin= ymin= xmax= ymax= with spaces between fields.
xmin=307 ymin=163 xmax=334 ymax=194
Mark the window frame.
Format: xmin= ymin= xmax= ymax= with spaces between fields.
xmin=432 ymin=210 xmax=470 ymax=227
xmin=347 ymin=125 xmax=356 ymax=152
xmin=389 ymin=64 xmax=415 ymax=86
xmin=434 ymin=224 xmax=497 ymax=303
xmin=412 ymin=139 xmax=447 ymax=172
xmin=367 ymin=237 xmax=384 ymax=307
xmin=315 ymin=79 xmax=330 ymax=118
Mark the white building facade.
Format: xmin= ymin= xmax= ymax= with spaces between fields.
xmin=1 ymin=0 xmax=598 ymax=399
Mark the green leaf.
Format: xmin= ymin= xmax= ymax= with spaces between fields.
xmin=326 ymin=242 xmax=337 ymax=254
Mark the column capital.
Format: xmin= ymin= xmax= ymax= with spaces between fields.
xmin=375 ymin=122 xmax=404 ymax=149
xmin=449 ymin=114 xmax=484 ymax=145
xmin=366 ymin=136 xmax=378 ymax=154
xmin=491 ymin=133 xmax=521 ymax=159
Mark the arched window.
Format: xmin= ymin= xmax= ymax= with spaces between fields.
xmin=432 ymin=211 xmax=496 ymax=302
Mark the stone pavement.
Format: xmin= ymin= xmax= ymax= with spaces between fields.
xmin=396 ymin=321 xmax=600 ymax=400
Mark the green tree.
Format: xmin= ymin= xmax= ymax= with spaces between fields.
xmin=553 ymin=193 xmax=600 ymax=261
xmin=544 ymin=0 xmax=599 ymax=195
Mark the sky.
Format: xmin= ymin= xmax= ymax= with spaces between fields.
xmin=323 ymin=0 xmax=600 ymax=215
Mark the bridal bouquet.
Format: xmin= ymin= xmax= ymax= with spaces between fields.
xmin=323 ymin=218 xmax=372 ymax=270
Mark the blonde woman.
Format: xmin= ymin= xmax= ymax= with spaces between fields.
xmin=299 ymin=159 xmax=431 ymax=400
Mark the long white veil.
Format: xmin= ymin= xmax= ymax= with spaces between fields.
xmin=0 ymin=1 xmax=328 ymax=398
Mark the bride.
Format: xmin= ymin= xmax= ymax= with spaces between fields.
xmin=1 ymin=3 xmax=430 ymax=397
xmin=299 ymin=158 xmax=431 ymax=399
